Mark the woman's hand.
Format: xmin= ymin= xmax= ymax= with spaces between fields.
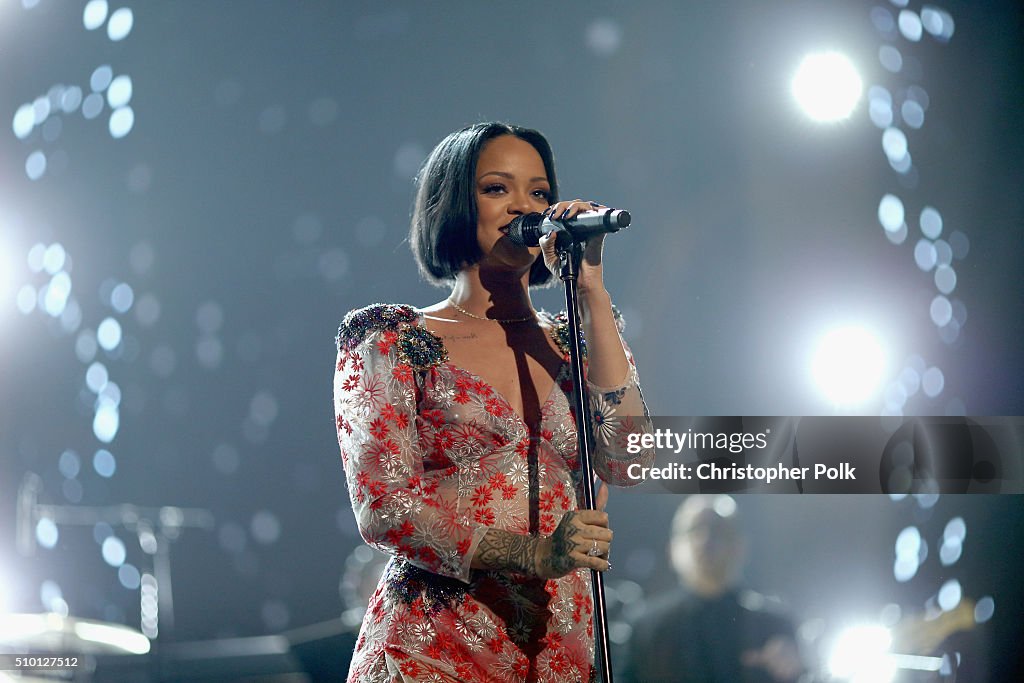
xmin=471 ymin=482 xmax=613 ymax=579
xmin=535 ymin=480 xmax=613 ymax=579
xmin=539 ymin=199 xmax=610 ymax=297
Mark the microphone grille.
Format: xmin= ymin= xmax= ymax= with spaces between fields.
xmin=504 ymin=213 xmax=544 ymax=247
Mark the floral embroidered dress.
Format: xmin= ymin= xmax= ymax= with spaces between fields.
xmin=334 ymin=303 xmax=653 ymax=683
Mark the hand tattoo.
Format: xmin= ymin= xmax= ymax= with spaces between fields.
xmin=543 ymin=512 xmax=580 ymax=576
xmin=475 ymin=530 xmax=539 ymax=576
xmin=473 ymin=514 xmax=585 ymax=579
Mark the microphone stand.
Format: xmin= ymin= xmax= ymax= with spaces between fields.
xmin=554 ymin=235 xmax=614 ymax=683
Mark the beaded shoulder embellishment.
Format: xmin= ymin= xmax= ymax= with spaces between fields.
xmin=396 ymin=324 xmax=448 ymax=371
xmin=336 ymin=303 xmax=419 ymax=351
xmin=336 ymin=303 xmax=447 ymax=371
xmin=545 ymin=305 xmax=624 ymax=360
xmin=547 ymin=311 xmax=588 ymax=361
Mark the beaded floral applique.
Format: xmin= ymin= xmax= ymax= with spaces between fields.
xmin=396 ymin=324 xmax=448 ymax=371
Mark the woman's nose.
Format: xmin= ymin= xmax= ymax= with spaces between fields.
xmin=507 ymin=191 xmax=533 ymax=215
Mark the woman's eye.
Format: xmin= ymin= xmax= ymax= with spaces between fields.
xmin=480 ymin=185 xmax=550 ymax=200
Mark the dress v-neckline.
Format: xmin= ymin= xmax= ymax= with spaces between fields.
xmin=414 ymin=311 xmax=568 ymax=429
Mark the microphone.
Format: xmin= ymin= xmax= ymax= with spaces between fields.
xmin=504 ymin=209 xmax=631 ymax=247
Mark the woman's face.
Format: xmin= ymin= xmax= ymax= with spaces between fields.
xmin=473 ymin=135 xmax=552 ymax=269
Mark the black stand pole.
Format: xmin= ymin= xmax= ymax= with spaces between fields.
xmin=556 ymin=236 xmax=614 ymax=683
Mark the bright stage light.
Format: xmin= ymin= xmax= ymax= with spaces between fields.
xmin=792 ymin=52 xmax=863 ymax=122
xmin=811 ymin=326 xmax=887 ymax=408
xmin=829 ymin=624 xmax=896 ymax=683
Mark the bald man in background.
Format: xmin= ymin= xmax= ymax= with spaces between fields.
xmin=618 ymin=495 xmax=804 ymax=682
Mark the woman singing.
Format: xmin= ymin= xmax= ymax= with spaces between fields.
xmin=334 ymin=122 xmax=652 ymax=682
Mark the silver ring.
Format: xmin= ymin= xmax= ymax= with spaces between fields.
xmin=587 ymin=540 xmax=602 ymax=557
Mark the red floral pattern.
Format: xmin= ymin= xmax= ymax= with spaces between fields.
xmin=335 ymin=308 xmax=652 ymax=682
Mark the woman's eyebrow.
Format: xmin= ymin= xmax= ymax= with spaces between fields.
xmin=477 ymin=171 xmax=548 ymax=183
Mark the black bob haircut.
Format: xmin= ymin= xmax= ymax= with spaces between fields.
xmin=410 ymin=122 xmax=559 ymax=287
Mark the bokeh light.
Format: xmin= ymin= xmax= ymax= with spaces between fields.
xmin=792 ymin=52 xmax=863 ymax=122
xmin=106 ymin=75 xmax=133 ymax=108
xmin=921 ymin=6 xmax=955 ymax=41
xmin=101 ymin=536 xmax=127 ymax=567
xmin=878 ymin=194 xmax=904 ymax=232
xmin=25 ymin=150 xmax=47 ymax=180
xmin=36 ymin=518 xmax=59 ymax=550
xmin=107 ymin=7 xmax=134 ymax=41
xmin=109 ymin=106 xmax=135 ymax=138
xmin=83 ymin=0 xmax=108 ymax=30
xmin=878 ymin=45 xmax=902 ymax=73
xmin=937 ymin=578 xmax=962 ymax=611
xmin=868 ymin=86 xmax=894 ymax=128
xmin=93 ymin=448 xmax=117 ymax=476
xmin=82 ymin=93 xmax=104 ymax=119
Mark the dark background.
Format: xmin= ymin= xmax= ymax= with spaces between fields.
xmin=1 ymin=1 xmax=1021 ymax=679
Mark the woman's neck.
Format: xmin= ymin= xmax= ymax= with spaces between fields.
xmin=449 ymin=267 xmax=536 ymax=319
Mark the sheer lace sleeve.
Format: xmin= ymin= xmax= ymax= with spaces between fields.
xmin=334 ymin=328 xmax=489 ymax=583
xmin=587 ymin=335 xmax=655 ymax=487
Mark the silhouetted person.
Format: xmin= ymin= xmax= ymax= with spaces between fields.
xmin=618 ymin=495 xmax=803 ymax=682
